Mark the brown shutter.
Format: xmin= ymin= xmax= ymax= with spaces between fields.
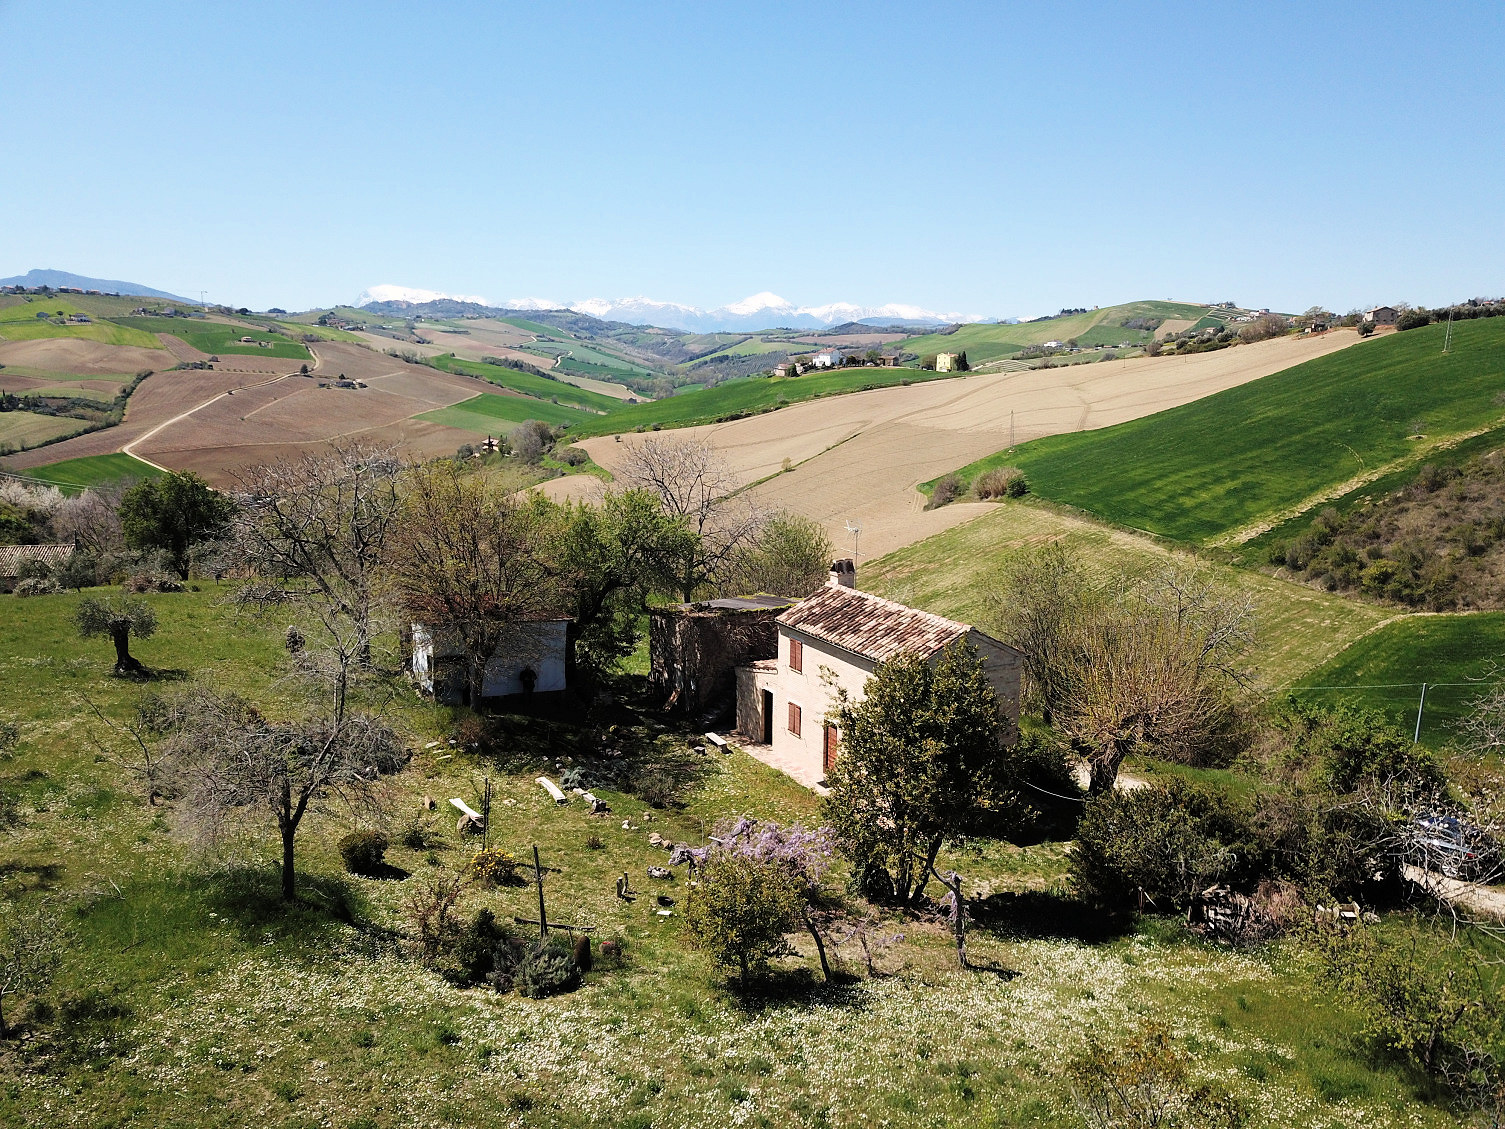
xmin=787 ymin=702 xmax=802 ymax=736
xmin=789 ymin=638 xmax=803 ymax=672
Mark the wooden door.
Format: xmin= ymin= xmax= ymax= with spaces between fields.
xmin=823 ymin=724 xmax=839 ymax=774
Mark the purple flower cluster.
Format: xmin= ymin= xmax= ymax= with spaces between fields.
xmin=689 ymin=817 xmax=836 ymax=889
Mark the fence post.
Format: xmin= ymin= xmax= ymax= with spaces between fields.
xmin=1414 ymin=683 xmax=1428 ymax=744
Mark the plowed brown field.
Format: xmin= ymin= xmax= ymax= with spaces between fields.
xmin=580 ymin=329 xmax=1367 ymax=560
xmin=0 ymin=337 xmax=175 ymax=375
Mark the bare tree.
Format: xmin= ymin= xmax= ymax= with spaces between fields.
xmin=232 ymin=441 xmax=404 ymax=673
xmin=0 ymin=903 xmax=61 ymax=1039
xmin=386 ymin=462 xmax=558 ymax=705
xmin=167 ymin=687 xmax=406 ymax=901
xmin=617 ymin=436 xmax=764 ymax=600
xmin=51 ymin=484 xmax=125 ymax=553
xmin=996 ymin=549 xmax=1256 ymax=794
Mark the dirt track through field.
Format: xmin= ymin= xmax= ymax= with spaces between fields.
xmin=577 ymin=330 xmax=1366 ymax=560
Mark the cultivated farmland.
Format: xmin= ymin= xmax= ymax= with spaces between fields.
xmin=582 ymin=329 xmax=1364 ymax=560
xmin=945 ymin=319 xmax=1505 ymax=548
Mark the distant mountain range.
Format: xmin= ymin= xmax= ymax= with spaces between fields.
xmin=0 ymin=268 xmax=190 ymax=302
xmin=356 ymin=284 xmax=988 ymax=332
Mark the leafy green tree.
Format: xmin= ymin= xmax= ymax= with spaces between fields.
xmin=683 ymin=850 xmax=804 ymax=986
xmin=823 ymin=642 xmax=1013 ymax=905
xmin=75 ymin=596 xmax=157 ymax=674
xmin=1070 ymin=780 xmax=1256 ymax=912
xmin=723 ymin=510 xmax=833 ymax=597
xmin=545 ymin=490 xmax=691 ymax=683
xmin=120 ymin=471 xmax=234 ymax=578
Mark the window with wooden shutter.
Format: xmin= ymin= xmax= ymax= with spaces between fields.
xmin=789 ymin=638 xmax=803 ymax=672
xmin=787 ymin=702 xmax=802 ymax=736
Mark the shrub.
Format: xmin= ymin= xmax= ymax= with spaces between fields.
xmin=399 ymin=816 xmax=437 ymax=850
xmin=338 ymin=830 xmax=389 ymax=875
xmin=13 ymin=577 xmax=61 ymax=597
xmin=683 ymin=851 xmax=803 ymax=984
xmin=452 ymin=908 xmax=525 ymax=988
xmin=517 ymin=933 xmax=581 ymax=998
xmin=572 ymin=933 xmax=592 ymax=973
xmin=974 ymin=467 xmax=1028 ymax=500
xmin=926 ymin=474 xmax=963 ymax=510
xmin=1070 ymin=781 xmax=1257 ymax=913
xmin=1396 ymin=308 xmax=1433 ymax=331
xmin=469 ymin=847 xmax=522 ymax=885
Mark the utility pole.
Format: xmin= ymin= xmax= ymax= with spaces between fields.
xmin=1010 ymin=408 xmax=1015 ymax=451
xmin=1414 ymin=683 xmax=1428 ymax=744
xmin=1443 ymin=310 xmax=1454 ymax=354
xmin=200 ymin=290 xmax=207 ymax=311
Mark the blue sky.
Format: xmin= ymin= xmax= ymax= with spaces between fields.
xmin=3 ymin=1 xmax=1502 ymax=315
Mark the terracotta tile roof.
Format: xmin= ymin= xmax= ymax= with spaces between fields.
xmin=0 ymin=543 xmax=73 ymax=577
xmin=776 ymin=583 xmax=971 ymax=663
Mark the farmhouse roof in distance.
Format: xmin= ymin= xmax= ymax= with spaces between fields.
xmin=0 ymin=543 xmax=72 ymax=578
xmin=776 ymin=582 xmax=972 ymax=663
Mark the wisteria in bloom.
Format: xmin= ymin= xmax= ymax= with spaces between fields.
xmin=688 ymin=817 xmax=836 ymax=890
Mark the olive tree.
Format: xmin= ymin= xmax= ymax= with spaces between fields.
xmin=823 ymin=642 xmax=1014 ymax=906
xmin=683 ymin=850 xmax=804 ymax=987
xmin=75 ymin=596 xmax=157 ymax=674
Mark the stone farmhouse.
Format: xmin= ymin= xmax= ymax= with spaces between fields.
xmin=410 ymin=618 xmax=571 ymax=705
xmin=650 ymin=561 xmax=1023 ymax=789
xmin=0 ymin=543 xmax=74 ymax=593
xmin=1363 ymin=305 xmax=1398 ymax=326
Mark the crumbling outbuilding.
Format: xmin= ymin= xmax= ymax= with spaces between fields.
xmin=647 ymin=595 xmax=799 ymax=715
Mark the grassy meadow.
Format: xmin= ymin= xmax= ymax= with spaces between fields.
xmin=417 ymin=392 xmax=592 ymax=433
xmin=115 ymin=316 xmax=310 ymax=360
xmin=425 ymin=354 xmax=621 ymax=413
xmin=0 ymin=583 xmax=1470 ymax=1128
xmin=860 ymin=500 xmax=1390 ymax=688
xmin=17 ymin=452 xmax=162 ymax=492
xmin=0 ymin=410 xmax=92 ymax=450
xmin=0 ymin=299 xmax=164 ymax=350
xmin=943 ymin=318 xmax=1505 ymax=546
xmin=1289 ymin=612 xmax=1505 ymax=747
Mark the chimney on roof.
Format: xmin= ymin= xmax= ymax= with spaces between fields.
xmin=828 ymin=559 xmax=856 ymax=588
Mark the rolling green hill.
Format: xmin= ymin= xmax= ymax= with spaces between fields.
xmin=113 ymin=316 xmax=309 ymax=359
xmin=424 ymin=354 xmax=620 ymax=413
xmin=944 ymin=318 xmax=1505 ymax=545
xmin=568 ymin=365 xmax=948 ymax=437
xmin=0 ymin=299 xmax=164 ymax=349
xmin=899 ymin=300 xmax=1215 ymax=364
xmin=417 ymin=391 xmax=591 ymax=433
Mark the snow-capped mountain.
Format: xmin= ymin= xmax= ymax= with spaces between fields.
xmin=356 ymin=286 xmax=984 ymax=331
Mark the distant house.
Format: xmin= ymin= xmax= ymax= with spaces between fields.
xmin=239 ymin=336 xmax=256 ymax=343
xmin=882 ymin=355 xmax=901 ymax=367
xmin=812 ymin=350 xmax=841 ymax=369
xmin=0 ymin=544 xmax=74 ymax=593
xmin=732 ymin=561 xmax=1023 ymax=788
xmin=773 ymin=363 xmax=792 ymax=378
xmin=410 ymin=619 xmax=571 ymax=704
xmin=1364 ymin=306 xmax=1398 ymax=326
xmin=935 ymin=352 xmax=959 ymax=372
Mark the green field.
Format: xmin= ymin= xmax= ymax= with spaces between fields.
xmin=426 ymin=354 xmax=620 ymax=413
xmin=17 ymin=451 xmax=162 ymax=491
xmin=569 ymin=365 xmax=948 ymax=437
xmin=899 ymin=301 xmax=1210 ymax=364
xmin=1290 ymin=612 xmax=1505 ymax=746
xmin=0 ymin=410 xmax=91 ymax=448
xmin=945 ymin=318 xmax=1505 ymax=545
xmin=860 ymin=500 xmax=1389 ymax=688
xmin=0 ymin=583 xmax=1466 ymax=1127
xmin=417 ymin=392 xmax=592 ymax=433
xmin=114 ymin=316 xmax=310 ymax=359
xmin=0 ymin=298 xmax=166 ymax=349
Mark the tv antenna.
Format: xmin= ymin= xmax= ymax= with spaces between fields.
xmin=844 ymin=520 xmax=861 ymax=562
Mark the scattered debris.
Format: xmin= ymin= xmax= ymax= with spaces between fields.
xmin=705 ymin=732 xmax=729 ymax=749
xmin=656 ymin=909 xmax=672 ymax=917
xmin=423 ymin=740 xmax=441 ymax=750
xmin=450 ymin=797 xmax=485 ymax=834
xmin=615 ymin=872 xmax=635 ymax=900
xmin=420 ymin=795 xmax=436 ymax=811
xmin=537 ymin=777 xmax=567 ymax=804
xmin=647 ymin=866 xmax=672 ymax=881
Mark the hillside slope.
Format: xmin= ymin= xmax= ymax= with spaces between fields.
xmin=945 ymin=319 xmax=1505 ymax=546
xmin=899 ymin=300 xmax=1223 ymax=364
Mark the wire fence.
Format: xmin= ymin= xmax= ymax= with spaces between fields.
xmin=1283 ymin=678 xmax=1502 ymax=745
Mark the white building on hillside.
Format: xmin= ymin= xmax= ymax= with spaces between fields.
xmin=734 ymin=561 xmax=1022 ymax=787
xmin=411 ymin=619 xmax=570 ymax=705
